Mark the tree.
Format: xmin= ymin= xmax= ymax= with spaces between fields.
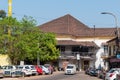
xmin=0 ymin=16 xmax=21 ymax=64
xmin=15 ymin=28 xmax=60 ymax=64
xmin=0 ymin=15 xmax=60 ymax=65
xmin=0 ymin=10 xmax=6 ymax=19
xmin=0 ymin=16 xmax=20 ymax=53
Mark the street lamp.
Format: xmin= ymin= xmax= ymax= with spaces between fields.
xmin=101 ymin=12 xmax=120 ymax=55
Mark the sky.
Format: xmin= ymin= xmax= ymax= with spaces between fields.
xmin=0 ymin=0 xmax=120 ymax=28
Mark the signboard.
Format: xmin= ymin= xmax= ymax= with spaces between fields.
xmin=76 ymin=54 xmax=80 ymax=60
xmin=20 ymin=61 xmax=24 ymax=65
xmin=110 ymin=58 xmax=120 ymax=63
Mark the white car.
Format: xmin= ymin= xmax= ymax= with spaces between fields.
xmin=17 ymin=65 xmax=32 ymax=77
xmin=105 ymin=68 xmax=120 ymax=80
xmin=27 ymin=65 xmax=37 ymax=75
xmin=65 ymin=64 xmax=76 ymax=75
xmin=3 ymin=65 xmax=22 ymax=77
xmin=40 ymin=65 xmax=50 ymax=74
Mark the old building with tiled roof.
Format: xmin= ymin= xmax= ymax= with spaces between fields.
xmin=38 ymin=14 xmax=117 ymax=70
xmin=39 ymin=14 xmax=116 ymax=37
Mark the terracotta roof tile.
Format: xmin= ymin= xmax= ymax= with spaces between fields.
xmin=38 ymin=14 xmax=118 ymax=37
xmin=38 ymin=14 xmax=89 ymax=34
xmin=57 ymin=40 xmax=98 ymax=48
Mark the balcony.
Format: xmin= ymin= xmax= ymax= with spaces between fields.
xmin=80 ymin=52 xmax=95 ymax=60
xmin=101 ymin=52 xmax=109 ymax=59
xmin=59 ymin=51 xmax=94 ymax=60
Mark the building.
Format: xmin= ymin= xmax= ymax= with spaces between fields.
xmin=38 ymin=14 xmax=116 ymax=71
xmin=102 ymin=37 xmax=120 ymax=70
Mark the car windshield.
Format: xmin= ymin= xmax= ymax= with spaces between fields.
xmin=8 ymin=66 xmax=13 ymax=69
xmin=2 ymin=66 xmax=7 ymax=69
xmin=0 ymin=67 xmax=3 ymax=69
xmin=25 ymin=66 xmax=30 ymax=69
xmin=17 ymin=66 xmax=23 ymax=69
xmin=109 ymin=69 xmax=116 ymax=73
xmin=31 ymin=66 xmax=35 ymax=69
xmin=67 ymin=66 xmax=73 ymax=69
xmin=44 ymin=64 xmax=51 ymax=67
xmin=44 ymin=65 xmax=49 ymax=68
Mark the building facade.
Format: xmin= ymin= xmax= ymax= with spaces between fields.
xmin=102 ymin=37 xmax=120 ymax=70
xmin=38 ymin=14 xmax=116 ymax=71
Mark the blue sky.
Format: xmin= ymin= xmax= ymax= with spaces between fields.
xmin=0 ymin=0 xmax=120 ymax=28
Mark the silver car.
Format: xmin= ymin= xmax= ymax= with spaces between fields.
xmin=17 ymin=65 xmax=32 ymax=77
xmin=40 ymin=65 xmax=50 ymax=75
xmin=105 ymin=68 xmax=120 ymax=80
xmin=3 ymin=65 xmax=22 ymax=77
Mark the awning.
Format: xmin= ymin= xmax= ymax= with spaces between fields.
xmin=110 ymin=58 xmax=120 ymax=63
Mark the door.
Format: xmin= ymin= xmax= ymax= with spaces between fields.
xmin=84 ymin=60 xmax=89 ymax=70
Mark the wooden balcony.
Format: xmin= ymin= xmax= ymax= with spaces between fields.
xmin=59 ymin=51 xmax=94 ymax=60
xmin=101 ymin=53 xmax=109 ymax=59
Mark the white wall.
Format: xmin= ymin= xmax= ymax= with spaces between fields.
xmin=57 ymin=37 xmax=111 ymax=69
xmin=0 ymin=54 xmax=11 ymax=66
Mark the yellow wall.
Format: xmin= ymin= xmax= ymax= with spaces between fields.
xmin=0 ymin=54 xmax=11 ymax=66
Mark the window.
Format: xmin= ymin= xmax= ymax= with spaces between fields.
xmin=72 ymin=46 xmax=80 ymax=52
xmin=61 ymin=46 xmax=65 ymax=52
xmin=57 ymin=46 xmax=65 ymax=52
xmin=104 ymin=45 xmax=108 ymax=54
xmin=109 ymin=46 xmax=111 ymax=56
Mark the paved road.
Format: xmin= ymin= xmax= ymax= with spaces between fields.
xmin=1 ymin=71 xmax=102 ymax=80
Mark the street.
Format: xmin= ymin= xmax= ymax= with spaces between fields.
xmin=1 ymin=71 xmax=102 ymax=80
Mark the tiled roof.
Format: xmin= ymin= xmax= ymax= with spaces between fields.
xmin=57 ymin=40 xmax=98 ymax=48
xmin=38 ymin=14 xmax=117 ymax=37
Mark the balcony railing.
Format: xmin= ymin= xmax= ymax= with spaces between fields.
xmin=101 ymin=52 xmax=109 ymax=59
xmin=60 ymin=51 xmax=94 ymax=59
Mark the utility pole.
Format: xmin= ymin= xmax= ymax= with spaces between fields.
xmin=8 ymin=0 xmax=12 ymax=36
xmin=8 ymin=0 xmax=12 ymax=17
xmin=8 ymin=0 xmax=12 ymax=56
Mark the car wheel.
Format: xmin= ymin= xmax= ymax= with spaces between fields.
xmin=36 ymin=72 xmax=39 ymax=75
xmin=22 ymin=72 xmax=25 ymax=77
xmin=49 ymin=70 xmax=52 ymax=75
xmin=42 ymin=71 xmax=45 ymax=75
xmin=11 ymin=72 xmax=15 ymax=78
xmin=51 ymin=71 xmax=53 ymax=74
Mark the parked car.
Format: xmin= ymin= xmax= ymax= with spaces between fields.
xmin=28 ymin=65 xmax=37 ymax=75
xmin=85 ymin=67 xmax=92 ymax=75
xmin=3 ymin=65 xmax=22 ymax=77
xmin=17 ymin=65 xmax=32 ymax=77
xmin=35 ymin=65 xmax=43 ymax=75
xmin=85 ymin=67 xmax=94 ymax=75
xmin=105 ymin=68 xmax=120 ymax=80
xmin=0 ymin=66 xmax=4 ymax=78
xmin=97 ymin=69 xmax=106 ymax=79
xmin=65 ymin=64 xmax=76 ymax=75
xmin=89 ymin=69 xmax=98 ymax=76
xmin=40 ymin=65 xmax=50 ymax=75
xmin=44 ymin=64 xmax=54 ymax=74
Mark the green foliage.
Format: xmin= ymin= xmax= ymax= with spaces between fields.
xmin=0 ymin=15 xmax=59 ymax=64
xmin=0 ymin=10 xmax=6 ymax=19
